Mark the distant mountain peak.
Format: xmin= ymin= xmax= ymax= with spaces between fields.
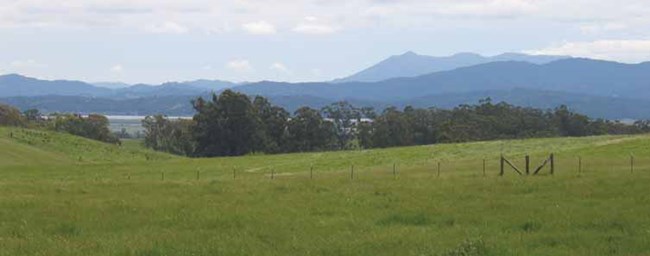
xmin=400 ymin=51 xmax=419 ymax=56
xmin=334 ymin=51 xmax=571 ymax=83
xmin=494 ymin=52 xmax=527 ymax=58
xmin=451 ymin=52 xmax=483 ymax=58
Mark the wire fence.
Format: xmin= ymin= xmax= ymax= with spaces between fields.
xmin=114 ymin=153 xmax=649 ymax=183
xmin=6 ymin=151 xmax=646 ymax=183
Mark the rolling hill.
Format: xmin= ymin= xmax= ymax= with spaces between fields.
xmin=0 ymin=127 xmax=173 ymax=166
xmin=2 ymin=126 xmax=650 ymax=255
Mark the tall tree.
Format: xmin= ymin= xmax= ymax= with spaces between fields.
xmin=370 ymin=107 xmax=411 ymax=148
xmin=192 ymin=90 xmax=262 ymax=157
xmin=321 ymin=101 xmax=361 ymax=149
xmin=553 ymin=105 xmax=589 ymax=136
xmin=142 ymin=115 xmax=196 ymax=156
xmin=287 ymin=107 xmax=336 ymax=152
xmin=253 ymin=96 xmax=289 ymax=153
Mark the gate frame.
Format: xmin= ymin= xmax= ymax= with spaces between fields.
xmin=500 ymin=154 xmax=554 ymax=176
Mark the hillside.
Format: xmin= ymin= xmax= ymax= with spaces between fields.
xmin=0 ymin=127 xmax=173 ymax=166
xmin=2 ymin=132 xmax=650 ymax=255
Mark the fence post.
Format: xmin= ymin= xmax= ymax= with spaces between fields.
xmin=550 ymin=154 xmax=555 ymax=175
xmin=310 ymin=165 xmax=313 ymax=180
xmin=196 ymin=170 xmax=200 ymax=180
xmin=525 ymin=155 xmax=530 ymax=175
xmin=578 ymin=156 xmax=582 ymax=174
xmin=393 ymin=163 xmax=397 ymax=179
xmin=500 ymin=155 xmax=504 ymax=176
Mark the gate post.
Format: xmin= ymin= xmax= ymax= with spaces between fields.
xmin=550 ymin=154 xmax=555 ymax=175
xmin=500 ymin=155 xmax=505 ymax=176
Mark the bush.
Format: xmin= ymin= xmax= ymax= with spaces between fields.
xmin=0 ymin=104 xmax=25 ymax=127
xmin=50 ymin=114 xmax=120 ymax=144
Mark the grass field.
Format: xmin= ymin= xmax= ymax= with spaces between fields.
xmin=1 ymin=127 xmax=650 ymax=255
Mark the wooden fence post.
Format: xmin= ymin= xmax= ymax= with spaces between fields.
xmin=196 ymin=170 xmax=200 ymax=180
xmin=578 ymin=156 xmax=582 ymax=174
xmin=525 ymin=155 xmax=530 ymax=175
xmin=310 ymin=165 xmax=313 ymax=180
xmin=500 ymin=155 xmax=504 ymax=176
xmin=550 ymin=154 xmax=555 ymax=175
xmin=393 ymin=163 xmax=397 ymax=179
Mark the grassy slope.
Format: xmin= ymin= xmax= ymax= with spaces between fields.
xmin=1 ymin=128 xmax=650 ymax=255
xmin=0 ymin=127 xmax=172 ymax=166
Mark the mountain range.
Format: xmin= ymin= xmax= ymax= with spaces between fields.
xmin=333 ymin=51 xmax=569 ymax=83
xmin=1 ymin=52 xmax=650 ymax=120
xmin=0 ymin=74 xmax=237 ymax=99
xmin=239 ymin=58 xmax=650 ymax=101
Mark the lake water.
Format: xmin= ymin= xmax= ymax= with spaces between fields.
xmin=106 ymin=115 xmax=192 ymax=133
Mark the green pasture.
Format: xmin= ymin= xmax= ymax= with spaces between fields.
xmin=1 ymin=127 xmax=650 ymax=255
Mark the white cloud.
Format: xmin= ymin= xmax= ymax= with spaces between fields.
xmin=110 ymin=64 xmax=124 ymax=73
xmin=293 ymin=16 xmax=338 ymax=35
xmin=146 ymin=21 xmax=188 ymax=34
xmin=1 ymin=0 xmax=649 ymax=37
xmin=269 ymin=62 xmax=290 ymax=74
xmin=293 ymin=24 xmax=337 ymax=35
xmin=226 ymin=59 xmax=253 ymax=72
xmin=526 ymin=39 xmax=650 ymax=63
xmin=241 ymin=21 xmax=276 ymax=35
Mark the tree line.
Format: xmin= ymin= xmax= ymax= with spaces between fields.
xmin=0 ymin=103 xmax=120 ymax=144
xmin=141 ymin=90 xmax=650 ymax=157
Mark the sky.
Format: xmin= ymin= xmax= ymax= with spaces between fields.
xmin=1 ymin=0 xmax=650 ymax=84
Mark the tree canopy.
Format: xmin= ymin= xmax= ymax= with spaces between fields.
xmin=141 ymin=91 xmax=650 ymax=157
